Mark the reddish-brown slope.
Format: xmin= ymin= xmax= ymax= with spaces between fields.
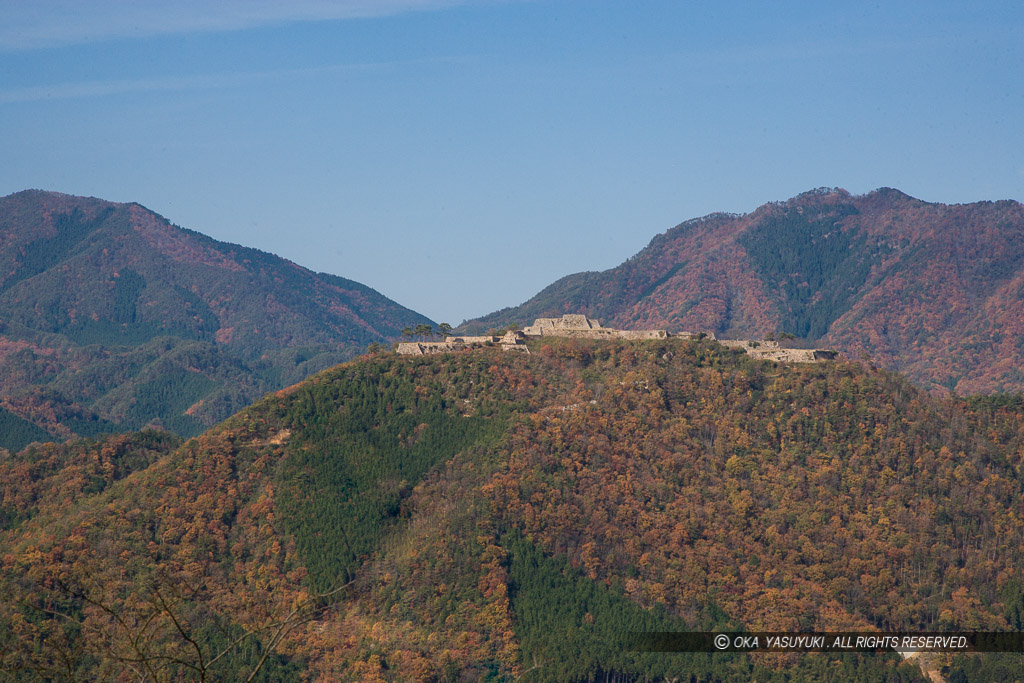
xmin=0 ymin=189 xmax=433 ymax=441
xmin=466 ymin=188 xmax=1024 ymax=394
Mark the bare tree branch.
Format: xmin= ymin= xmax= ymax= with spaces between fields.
xmin=12 ymin=572 xmax=357 ymax=682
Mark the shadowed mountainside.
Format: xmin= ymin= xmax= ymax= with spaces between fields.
xmin=0 ymin=190 xmax=432 ymax=445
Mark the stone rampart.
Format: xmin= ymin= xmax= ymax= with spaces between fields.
xmin=719 ymin=339 xmax=838 ymax=363
xmin=530 ymin=328 xmax=669 ymax=340
xmin=719 ymin=339 xmax=779 ymax=350
xmin=522 ymin=315 xmax=602 ymax=336
xmin=448 ymin=335 xmax=497 ymax=344
xmin=396 ymin=341 xmax=460 ymax=355
xmin=396 ymin=330 xmax=529 ymax=356
xmin=397 ymin=314 xmax=834 ymax=362
xmin=521 ymin=315 xmax=716 ymax=342
xmin=522 ymin=315 xmax=669 ymax=340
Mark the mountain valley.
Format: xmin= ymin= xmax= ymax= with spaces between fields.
xmin=2 ymin=187 xmax=1024 ymax=681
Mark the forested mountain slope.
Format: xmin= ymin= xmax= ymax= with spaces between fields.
xmin=2 ymin=338 xmax=1022 ymax=681
xmin=464 ymin=187 xmax=1024 ymax=394
xmin=0 ymin=190 xmax=432 ymax=446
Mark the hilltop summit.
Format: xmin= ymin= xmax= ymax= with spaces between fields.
xmin=463 ymin=188 xmax=1024 ymax=394
xmin=0 ymin=190 xmax=432 ymax=445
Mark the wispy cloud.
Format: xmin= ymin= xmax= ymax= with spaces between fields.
xmin=0 ymin=59 xmax=425 ymax=103
xmin=0 ymin=0 xmax=478 ymax=51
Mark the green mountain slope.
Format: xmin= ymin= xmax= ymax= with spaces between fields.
xmin=463 ymin=187 xmax=1024 ymax=394
xmin=0 ymin=190 xmax=433 ymax=446
xmin=1 ymin=338 xmax=1021 ymax=680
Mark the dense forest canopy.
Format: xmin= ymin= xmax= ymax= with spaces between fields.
xmin=0 ymin=190 xmax=432 ymax=448
xmin=2 ymin=337 xmax=1022 ymax=680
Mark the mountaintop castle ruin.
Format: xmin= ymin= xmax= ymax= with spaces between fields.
xmin=396 ymin=314 xmax=838 ymax=363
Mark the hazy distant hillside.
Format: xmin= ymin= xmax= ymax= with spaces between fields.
xmin=0 ymin=190 xmax=432 ymax=445
xmin=3 ymin=338 xmax=1022 ymax=680
xmin=464 ymin=187 xmax=1024 ymax=394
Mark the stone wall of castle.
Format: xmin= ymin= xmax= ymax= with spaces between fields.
xmin=523 ymin=327 xmax=670 ymax=340
xmin=521 ymin=315 xmax=716 ymax=342
xmin=396 ymin=314 xmax=835 ymax=363
xmin=718 ymin=338 xmax=838 ymax=362
xmin=396 ymin=330 xmax=527 ymax=356
xmin=521 ymin=314 xmax=600 ymax=336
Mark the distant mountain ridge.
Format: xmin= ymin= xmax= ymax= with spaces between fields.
xmin=463 ymin=187 xmax=1024 ymax=394
xmin=0 ymin=189 xmax=432 ymax=446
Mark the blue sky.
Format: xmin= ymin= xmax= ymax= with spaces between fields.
xmin=2 ymin=0 xmax=1022 ymax=324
